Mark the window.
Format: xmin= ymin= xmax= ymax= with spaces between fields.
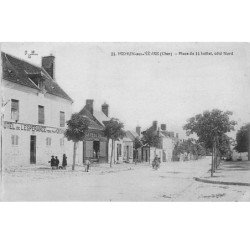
xmin=38 ymin=105 xmax=45 ymax=124
xmin=60 ymin=138 xmax=64 ymax=146
xmin=60 ymin=111 xmax=65 ymax=127
xmin=46 ymin=137 xmax=51 ymax=146
xmin=11 ymin=135 xmax=19 ymax=146
xmin=11 ymin=99 xmax=19 ymax=121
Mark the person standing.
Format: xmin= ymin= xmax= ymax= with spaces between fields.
xmin=62 ymin=154 xmax=67 ymax=169
xmin=85 ymin=159 xmax=91 ymax=172
xmin=49 ymin=156 xmax=55 ymax=169
xmin=55 ymin=156 xmax=59 ymax=169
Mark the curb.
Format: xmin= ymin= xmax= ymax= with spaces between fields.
xmin=194 ymin=177 xmax=250 ymax=187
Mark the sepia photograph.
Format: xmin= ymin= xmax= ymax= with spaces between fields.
xmin=0 ymin=42 xmax=250 ymax=201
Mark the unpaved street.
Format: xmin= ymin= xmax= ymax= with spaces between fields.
xmin=1 ymin=158 xmax=249 ymax=201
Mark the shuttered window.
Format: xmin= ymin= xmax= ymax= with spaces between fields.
xmin=60 ymin=111 xmax=65 ymax=127
xmin=11 ymin=99 xmax=19 ymax=121
xmin=46 ymin=137 xmax=51 ymax=146
xmin=38 ymin=105 xmax=45 ymax=124
xmin=11 ymin=135 xmax=19 ymax=146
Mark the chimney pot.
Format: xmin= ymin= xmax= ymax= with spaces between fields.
xmin=152 ymin=121 xmax=158 ymax=131
xmin=42 ymin=55 xmax=55 ymax=79
xmin=136 ymin=126 xmax=141 ymax=137
xmin=161 ymin=124 xmax=167 ymax=131
xmin=101 ymin=102 xmax=109 ymax=117
xmin=86 ymin=99 xmax=94 ymax=115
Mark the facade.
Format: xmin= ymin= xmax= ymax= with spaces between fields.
xmin=126 ymin=128 xmax=141 ymax=162
xmin=79 ymin=99 xmax=133 ymax=164
xmin=79 ymin=100 xmax=109 ymax=163
xmin=1 ymin=52 xmax=74 ymax=169
xmin=232 ymin=150 xmax=248 ymax=161
xmin=139 ymin=121 xmax=177 ymax=164
xmin=122 ymin=137 xmax=133 ymax=163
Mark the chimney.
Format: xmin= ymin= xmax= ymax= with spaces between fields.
xmin=42 ymin=55 xmax=55 ymax=79
xmin=152 ymin=121 xmax=158 ymax=131
xmin=86 ymin=99 xmax=94 ymax=115
xmin=161 ymin=124 xmax=166 ymax=131
xmin=136 ymin=126 xmax=141 ymax=137
xmin=176 ymin=133 xmax=179 ymax=139
xmin=101 ymin=102 xmax=109 ymax=117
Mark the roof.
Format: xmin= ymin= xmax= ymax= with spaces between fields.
xmin=123 ymin=137 xmax=133 ymax=142
xmin=93 ymin=110 xmax=110 ymax=126
xmin=126 ymin=130 xmax=139 ymax=141
xmin=78 ymin=108 xmax=104 ymax=130
xmin=79 ymin=105 xmax=110 ymax=128
xmin=1 ymin=52 xmax=73 ymax=102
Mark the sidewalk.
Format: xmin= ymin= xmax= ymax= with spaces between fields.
xmin=195 ymin=160 xmax=250 ymax=186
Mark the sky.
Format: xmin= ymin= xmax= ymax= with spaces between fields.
xmin=1 ymin=42 xmax=250 ymax=139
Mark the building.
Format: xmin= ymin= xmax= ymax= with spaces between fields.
xmin=79 ymin=99 xmax=133 ymax=164
xmin=122 ymin=137 xmax=133 ymax=163
xmin=78 ymin=100 xmax=109 ymax=163
xmin=126 ymin=126 xmax=142 ymax=162
xmin=1 ymin=52 xmax=74 ymax=169
xmin=138 ymin=121 xmax=177 ymax=164
xmin=159 ymin=124 xmax=175 ymax=162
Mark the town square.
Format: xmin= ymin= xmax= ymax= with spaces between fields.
xmin=0 ymin=42 xmax=250 ymax=201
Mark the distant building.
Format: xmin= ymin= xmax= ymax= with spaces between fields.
xmin=139 ymin=121 xmax=177 ymax=164
xmin=1 ymin=52 xmax=74 ymax=169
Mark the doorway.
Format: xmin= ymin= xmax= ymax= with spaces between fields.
xmin=93 ymin=141 xmax=100 ymax=159
xmin=30 ymin=135 xmax=36 ymax=164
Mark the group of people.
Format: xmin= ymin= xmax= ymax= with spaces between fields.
xmin=49 ymin=154 xmax=67 ymax=170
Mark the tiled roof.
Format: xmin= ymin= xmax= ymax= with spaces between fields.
xmin=126 ymin=130 xmax=139 ymax=140
xmin=79 ymin=105 xmax=110 ymax=128
xmin=78 ymin=107 xmax=104 ymax=130
xmin=93 ymin=110 xmax=110 ymax=126
xmin=1 ymin=52 xmax=73 ymax=102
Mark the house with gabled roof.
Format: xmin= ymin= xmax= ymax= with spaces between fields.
xmin=1 ymin=52 xmax=75 ymax=168
xmin=139 ymin=121 xmax=178 ymax=164
xmin=79 ymin=99 xmax=133 ymax=164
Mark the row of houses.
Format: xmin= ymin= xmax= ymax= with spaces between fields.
xmin=0 ymin=52 xmax=179 ymax=169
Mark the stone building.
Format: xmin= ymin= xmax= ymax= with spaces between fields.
xmin=1 ymin=52 xmax=74 ymax=169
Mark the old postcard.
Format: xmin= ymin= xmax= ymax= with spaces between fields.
xmin=0 ymin=42 xmax=250 ymax=201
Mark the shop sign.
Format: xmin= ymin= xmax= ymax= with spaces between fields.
xmin=4 ymin=121 xmax=65 ymax=134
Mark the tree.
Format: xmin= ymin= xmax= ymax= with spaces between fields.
xmin=65 ymin=113 xmax=90 ymax=170
xmin=235 ymin=124 xmax=250 ymax=160
xmin=172 ymin=139 xmax=206 ymax=161
xmin=183 ymin=109 xmax=237 ymax=176
xmin=141 ymin=127 xmax=161 ymax=148
xmin=218 ymin=134 xmax=233 ymax=158
xmin=103 ymin=118 xmax=126 ymax=167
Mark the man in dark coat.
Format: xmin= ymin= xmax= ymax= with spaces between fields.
xmin=55 ymin=156 xmax=59 ymax=169
xmin=62 ymin=154 xmax=67 ymax=169
xmin=49 ymin=156 xmax=55 ymax=168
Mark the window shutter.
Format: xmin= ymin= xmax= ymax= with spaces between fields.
xmin=38 ymin=106 xmax=45 ymax=124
